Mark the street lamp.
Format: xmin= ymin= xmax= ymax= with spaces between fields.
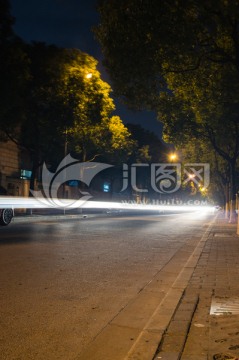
xmin=169 ymin=153 xmax=177 ymax=162
xmin=85 ymin=72 xmax=92 ymax=79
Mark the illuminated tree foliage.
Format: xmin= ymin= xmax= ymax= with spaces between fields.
xmin=96 ymin=0 xmax=239 ymax=209
xmin=177 ymin=136 xmax=229 ymax=205
xmin=60 ymin=51 xmax=135 ymax=163
xmin=0 ymin=11 xmax=135 ymax=189
xmin=19 ymin=44 xmax=135 ymax=187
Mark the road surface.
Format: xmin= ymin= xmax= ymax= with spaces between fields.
xmin=0 ymin=211 xmax=214 ymax=359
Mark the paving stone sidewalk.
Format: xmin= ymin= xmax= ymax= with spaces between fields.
xmin=155 ymin=212 xmax=239 ymax=360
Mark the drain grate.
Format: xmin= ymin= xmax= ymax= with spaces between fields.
xmin=210 ymin=297 xmax=239 ymax=315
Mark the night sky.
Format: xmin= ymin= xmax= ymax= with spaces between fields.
xmin=10 ymin=0 xmax=162 ymax=137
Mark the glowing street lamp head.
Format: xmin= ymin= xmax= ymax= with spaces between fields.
xmin=169 ymin=153 xmax=177 ymax=162
xmin=85 ymin=72 xmax=92 ymax=79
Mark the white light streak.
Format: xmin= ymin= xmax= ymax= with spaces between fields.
xmin=0 ymin=196 xmax=216 ymax=214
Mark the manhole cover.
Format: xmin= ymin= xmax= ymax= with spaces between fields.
xmin=210 ymin=297 xmax=239 ymax=315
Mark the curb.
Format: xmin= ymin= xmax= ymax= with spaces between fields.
xmin=12 ymin=213 xmax=107 ymax=224
xmin=76 ymin=214 xmax=218 ymax=360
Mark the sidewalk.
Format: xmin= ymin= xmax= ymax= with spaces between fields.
xmin=155 ymin=212 xmax=239 ymax=360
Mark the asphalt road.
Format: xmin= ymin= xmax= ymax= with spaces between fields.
xmin=0 ymin=211 xmax=214 ymax=360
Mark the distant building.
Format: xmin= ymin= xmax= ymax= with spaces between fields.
xmin=0 ymin=135 xmax=31 ymax=197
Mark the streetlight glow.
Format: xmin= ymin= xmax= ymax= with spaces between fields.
xmin=86 ymin=72 xmax=92 ymax=79
xmin=169 ymin=153 xmax=177 ymax=162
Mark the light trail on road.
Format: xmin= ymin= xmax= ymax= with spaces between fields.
xmin=0 ymin=196 xmax=215 ymax=213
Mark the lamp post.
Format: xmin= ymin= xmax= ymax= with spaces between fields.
xmin=62 ymin=127 xmax=68 ymax=198
xmin=237 ymin=193 xmax=239 ymax=235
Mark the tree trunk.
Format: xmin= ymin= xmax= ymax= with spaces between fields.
xmin=225 ymin=182 xmax=229 ymax=219
xmin=237 ymin=196 xmax=239 ymax=235
xmin=229 ymin=160 xmax=237 ymax=223
xmin=29 ymin=162 xmax=38 ymax=194
xmin=27 ymin=156 xmax=40 ymax=215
